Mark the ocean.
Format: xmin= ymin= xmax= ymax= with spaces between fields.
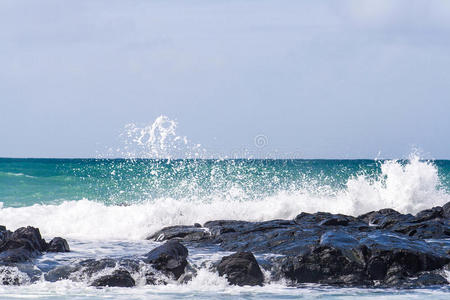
xmin=1 ymin=157 xmax=449 ymax=299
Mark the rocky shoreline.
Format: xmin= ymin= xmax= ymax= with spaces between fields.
xmin=1 ymin=202 xmax=450 ymax=288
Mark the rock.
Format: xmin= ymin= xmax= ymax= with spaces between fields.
xmin=91 ymin=269 xmax=135 ymax=287
xmin=443 ymin=201 xmax=450 ymax=218
xmin=390 ymin=219 xmax=450 ymax=239
xmin=167 ymin=214 xmax=448 ymax=288
xmin=44 ymin=265 xmax=78 ymax=282
xmin=147 ymin=226 xmax=210 ymax=242
xmin=0 ymin=226 xmax=47 ymax=263
xmin=366 ymin=256 xmax=388 ymax=280
xmin=203 ymin=219 xmax=315 ymax=255
xmin=0 ymin=226 xmax=70 ymax=263
xmin=217 ymin=252 xmax=264 ymax=286
xmin=144 ymin=240 xmax=188 ymax=279
xmin=319 ymin=230 xmax=359 ymax=249
xmin=47 ymin=237 xmax=70 ymax=252
xmin=3 ymin=201 xmax=444 ymax=288
xmin=145 ymin=205 xmax=450 ymax=288
xmin=414 ymin=207 xmax=444 ymax=223
xmin=10 ymin=227 xmax=47 ymax=251
xmin=79 ymin=258 xmax=117 ymax=277
xmin=45 ymin=258 xmax=140 ymax=284
xmin=273 ymin=246 xmax=366 ymax=286
xmin=383 ymin=269 xmax=449 ymax=288
xmin=0 ymin=226 xmax=10 ymax=243
xmin=412 ymin=273 xmax=448 ymax=286
xmin=319 ymin=217 xmax=350 ymax=226
xmin=358 ymin=209 xmax=414 ymax=229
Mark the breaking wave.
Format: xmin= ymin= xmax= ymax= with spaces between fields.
xmin=0 ymin=154 xmax=448 ymax=240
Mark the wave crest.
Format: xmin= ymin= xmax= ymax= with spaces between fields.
xmin=0 ymin=155 xmax=448 ymax=240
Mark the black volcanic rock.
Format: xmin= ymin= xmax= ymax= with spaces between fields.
xmin=47 ymin=237 xmax=70 ymax=252
xmin=411 ymin=273 xmax=448 ymax=287
xmin=79 ymin=258 xmax=117 ymax=277
xmin=357 ymin=205 xmax=450 ymax=239
xmin=3 ymin=202 xmax=450 ymax=288
xmin=146 ymin=201 xmax=450 ymax=287
xmin=358 ymin=209 xmax=414 ymax=228
xmin=414 ymin=206 xmax=444 ymax=222
xmin=147 ymin=225 xmax=211 ymax=242
xmin=443 ymin=202 xmax=450 ymax=218
xmin=0 ymin=226 xmax=46 ymax=263
xmin=217 ymin=252 xmax=264 ymax=286
xmin=44 ymin=265 xmax=78 ymax=282
xmin=91 ymin=269 xmax=135 ymax=287
xmin=144 ymin=240 xmax=188 ymax=279
xmin=0 ymin=226 xmax=71 ymax=264
xmin=272 ymin=245 xmax=367 ymax=286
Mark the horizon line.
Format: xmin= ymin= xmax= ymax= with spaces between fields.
xmin=1 ymin=156 xmax=448 ymax=161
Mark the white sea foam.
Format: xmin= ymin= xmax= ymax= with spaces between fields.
xmin=0 ymin=154 xmax=448 ymax=240
xmin=1 ymin=274 xmax=450 ymax=300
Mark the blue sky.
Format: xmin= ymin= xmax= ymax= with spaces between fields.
xmin=1 ymin=0 xmax=450 ymax=158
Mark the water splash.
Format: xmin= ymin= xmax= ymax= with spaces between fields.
xmin=119 ymin=116 xmax=205 ymax=159
xmin=343 ymin=153 xmax=446 ymax=214
xmin=0 ymin=154 xmax=448 ymax=240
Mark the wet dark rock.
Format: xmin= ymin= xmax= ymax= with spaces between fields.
xmin=319 ymin=230 xmax=359 ymax=249
xmin=295 ymin=212 xmax=365 ymax=227
xmin=146 ymin=201 xmax=450 ymax=288
xmin=414 ymin=206 xmax=444 ymax=223
xmin=217 ymin=252 xmax=264 ymax=286
xmin=319 ymin=217 xmax=350 ymax=226
xmin=384 ymin=271 xmax=448 ymax=288
xmin=443 ymin=202 xmax=450 ymax=218
xmin=79 ymin=258 xmax=117 ymax=277
xmin=4 ymin=203 xmax=450 ymax=288
xmin=0 ymin=226 xmax=47 ymax=263
xmin=358 ymin=209 xmax=415 ymax=229
xmin=357 ymin=205 xmax=450 ymax=239
xmin=144 ymin=240 xmax=188 ymax=279
xmin=366 ymin=256 xmax=387 ymax=280
xmin=44 ymin=258 xmax=141 ymax=284
xmin=411 ymin=273 xmax=448 ymax=286
xmin=44 ymin=265 xmax=78 ymax=282
xmin=0 ymin=226 xmax=10 ymax=243
xmin=47 ymin=237 xmax=70 ymax=252
xmin=0 ymin=226 xmax=70 ymax=264
xmin=203 ymin=219 xmax=313 ymax=255
xmin=388 ymin=219 xmax=450 ymax=239
xmin=91 ymin=269 xmax=135 ymax=287
xmin=147 ymin=225 xmax=211 ymax=242
xmin=11 ymin=227 xmax=47 ymax=251
xmin=272 ymin=246 xmax=366 ymax=286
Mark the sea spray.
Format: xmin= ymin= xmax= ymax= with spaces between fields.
xmin=119 ymin=116 xmax=206 ymax=159
xmin=1 ymin=117 xmax=449 ymax=239
xmin=0 ymin=156 xmax=448 ymax=240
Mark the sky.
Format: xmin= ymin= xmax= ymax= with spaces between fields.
xmin=1 ymin=0 xmax=450 ymax=159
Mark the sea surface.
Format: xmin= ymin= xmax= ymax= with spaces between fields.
xmin=1 ymin=157 xmax=450 ymax=299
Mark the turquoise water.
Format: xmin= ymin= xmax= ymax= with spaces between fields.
xmin=1 ymin=157 xmax=449 ymax=299
xmin=1 ymin=158 xmax=449 ymax=208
